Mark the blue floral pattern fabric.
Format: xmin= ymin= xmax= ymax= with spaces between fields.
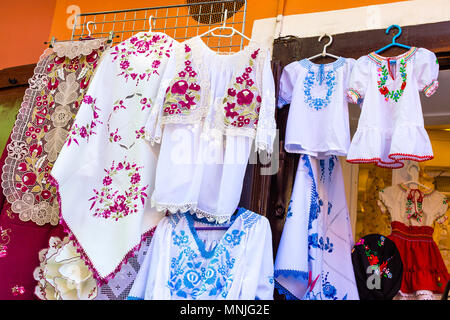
xmin=274 ymin=155 xmax=359 ymax=300
xmin=128 ymin=208 xmax=274 ymax=300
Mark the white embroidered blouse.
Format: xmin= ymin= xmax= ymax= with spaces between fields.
xmin=128 ymin=208 xmax=274 ymax=300
xmin=145 ymin=36 xmax=276 ymax=223
xmin=379 ymin=183 xmax=448 ymax=227
xmin=50 ymin=32 xmax=175 ymax=280
xmin=346 ymin=47 xmax=439 ymax=168
xmin=278 ymin=58 xmax=355 ymax=157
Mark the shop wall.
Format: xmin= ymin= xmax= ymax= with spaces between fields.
xmin=0 ymin=1 xmax=57 ymax=70
xmin=0 ymin=0 xmax=412 ymax=70
xmin=44 ymin=0 xmax=408 ymax=49
xmin=252 ymin=0 xmax=450 ymax=44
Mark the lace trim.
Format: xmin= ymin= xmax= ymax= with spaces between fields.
xmin=151 ymin=198 xmax=199 ymax=215
xmin=53 ymin=38 xmax=108 ymax=60
xmin=193 ymin=207 xmax=233 ymax=224
xmin=395 ymin=290 xmax=441 ymax=300
xmin=274 ymin=279 xmax=300 ymax=300
xmin=159 ymin=104 xmax=209 ymax=126
xmin=1 ymin=42 xmax=108 ymax=225
xmin=48 ymin=174 xmax=156 ymax=286
xmin=346 ymin=153 xmax=434 ymax=169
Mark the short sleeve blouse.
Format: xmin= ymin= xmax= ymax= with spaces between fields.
xmin=346 ymin=48 xmax=439 ymax=168
xmin=278 ymin=57 xmax=355 ymax=158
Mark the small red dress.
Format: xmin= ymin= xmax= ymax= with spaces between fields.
xmin=379 ymin=183 xmax=449 ymax=299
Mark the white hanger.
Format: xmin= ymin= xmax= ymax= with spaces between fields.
xmin=148 ymin=15 xmax=156 ymax=32
xmin=86 ymin=21 xmax=96 ymax=37
xmin=307 ymin=33 xmax=340 ymax=61
xmin=198 ymin=9 xmax=253 ymax=42
xmin=402 ymin=164 xmax=433 ymax=191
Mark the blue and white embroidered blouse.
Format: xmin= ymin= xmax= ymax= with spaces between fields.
xmin=278 ymin=57 xmax=355 ymax=158
xmin=127 ymin=207 xmax=274 ymax=300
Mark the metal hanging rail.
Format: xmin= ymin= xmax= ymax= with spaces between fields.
xmin=69 ymin=0 xmax=248 ymax=53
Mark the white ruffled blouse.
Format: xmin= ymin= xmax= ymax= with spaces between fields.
xmin=145 ymin=36 xmax=276 ymax=223
xmin=346 ymin=47 xmax=439 ymax=168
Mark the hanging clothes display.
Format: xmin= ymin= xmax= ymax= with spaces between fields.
xmin=277 ymin=57 xmax=355 ymax=157
xmin=351 ymin=233 xmax=404 ymax=300
xmin=0 ymin=38 xmax=109 ymax=299
xmin=145 ymin=36 xmax=276 ymax=223
xmin=128 ymin=207 xmax=274 ymax=300
xmin=378 ymin=183 xmax=449 ymax=299
xmin=50 ymin=32 xmax=176 ymax=285
xmin=274 ymin=155 xmax=359 ymax=300
xmin=346 ymin=48 xmax=439 ymax=168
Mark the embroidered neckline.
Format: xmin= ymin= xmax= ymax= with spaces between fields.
xmin=368 ymin=47 xmax=418 ymax=66
xmin=399 ymin=184 xmax=433 ymax=223
xmin=299 ymin=57 xmax=346 ymax=71
xmin=376 ymin=58 xmax=408 ymax=102
xmin=399 ymin=183 xmax=434 ymax=195
xmin=184 ymin=208 xmax=244 ymax=259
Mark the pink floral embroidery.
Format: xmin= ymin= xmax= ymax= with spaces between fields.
xmin=135 ymin=127 xmax=146 ymax=140
xmin=11 ymin=285 xmax=25 ymax=296
xmin=162 ymin=44 xmax=201 ymax=117
xmin=110 ymin=33 xmax=172 ymax=85
xmin=171 ymin=80 xmax=189 ymax=95
xmin=139 ymin=97 xmax=151 ymax=110
xmin=109 ymin=128 xmax=122 ymax=143
xmin=223 ymin=48 xmax=262 ymax=129
xmin=89 ymin=160 xmax=149 ymax=221
xmin=67 ymin=95 xmax=102 ymax=146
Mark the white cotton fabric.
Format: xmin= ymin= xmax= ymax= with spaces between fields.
xmin=274 ymin=155 xmax=359 ymax=300
xmin=146 ymin=36 xmax=276 ymax=223
xmin=346 ymin=47 xmax=439 ymax=168
xmin=278 ymin=58 xmax=355 ymax=158
xmin=51 ymin=32 xmax=176 ymax=279
xmin=128 ymin=208 xmax=274 ymax=300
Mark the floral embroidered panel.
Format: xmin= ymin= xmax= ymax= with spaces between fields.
xmin=1 ymin=39 xmax=109 ymax=226
xmin=50 ymin=32 xmax=175 ymax=283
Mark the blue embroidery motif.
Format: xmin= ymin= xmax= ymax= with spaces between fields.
xmin=303 ymin=69 xmax=337 ymax=111
xmin=168 ymin=228 xmax=236 ymax=299
xmin=319 ymin=159 xmax=326 ymax=182
xmin=167 ymin=209 xmax=260 ymax=300
xmin=224 ymin=230 xmax=245 ymax=247
xmin=286 ymin=199 xmax=293 ymax=218
xmin=328 ymin=156 xmax=336 ymax=178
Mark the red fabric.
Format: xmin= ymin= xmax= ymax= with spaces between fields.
xmin=388 ymin=221 xmax=449 ymax=294
xmin=0 ymin=137 xmax=66 ymax=300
